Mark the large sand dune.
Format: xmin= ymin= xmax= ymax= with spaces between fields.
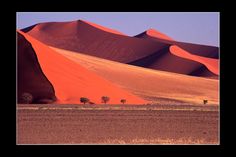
xmin=22 ymin=20 xmax=219 ymax=78
xmin=18 ymin=31 xmax=147 ymax=104
xmin=22 ymin=20 xmax=166 ymax=63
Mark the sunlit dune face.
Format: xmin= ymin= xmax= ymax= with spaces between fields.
xmin=146 ymin=29 xmax=173 ymax=41
xmin=169 ymin=45 xmax=219 ymax=75
xmin=80 ymin=20 xmax=127 ymax=36
xmin=17 ymin=30 xmax=146 ymax=105
xmin=51 ymin=46 xmax=219 ymax=105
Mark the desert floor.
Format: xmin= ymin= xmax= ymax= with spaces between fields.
xmin=17 ymin=104 xmax=219 ymax=144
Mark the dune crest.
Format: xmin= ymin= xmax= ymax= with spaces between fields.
xmin=146 ymin=28 xmax=174 ymax=41
xmin=80 ymin=20 xmax=126 ymax=36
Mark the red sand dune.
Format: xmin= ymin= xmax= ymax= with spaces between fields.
xmin=51 ymin=47 xmax=219 ymax=105
xmin=22 ymin=20 xmax=219 ymax=78
xmin=18 ymin=30 xmax=147 ymax=104
xmin=23 ymin=20 xmax=167 ymax=63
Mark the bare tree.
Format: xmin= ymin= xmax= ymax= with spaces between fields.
xmin=101 ymin=96 xmax=110 ymax=104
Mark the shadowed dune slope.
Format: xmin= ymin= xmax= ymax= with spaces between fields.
xmin=18 ymin=31 xmax=146 ymax=104
xmin=17 ymin=32 xmax=56 ymax=103
xmin=51 ymin=47 xmax=219 ymax=105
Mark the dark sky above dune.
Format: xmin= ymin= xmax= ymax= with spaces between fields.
xmin=17 ymin=12 xmax=219 ymax=47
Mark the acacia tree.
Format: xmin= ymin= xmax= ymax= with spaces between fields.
xmin=101 ymin=96 xmax=110 ymax=104
xmin=80 ymin=97 xmax=90 ymax=104
xmin=120 ymin=99 xmax=126 ymax=104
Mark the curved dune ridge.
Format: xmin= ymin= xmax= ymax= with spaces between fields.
xmin=50 ymin=46 xmax=219 ymax=105
xmin=22 ymin=20 xmax=219 ymax=78
xmin=80 ymin=20 xmax=127 ymax=36
xmin=169 ymin=45 xmax=219 ymax=75
xmin=18 ymin=30 xmax=147 ymax=104
xmin=137 ymin=31 xmax=219 ymax=59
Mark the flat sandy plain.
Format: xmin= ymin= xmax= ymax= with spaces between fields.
xmin=17 ymin=104 xmax=219 ymax=144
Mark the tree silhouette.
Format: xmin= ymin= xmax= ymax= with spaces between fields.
xmin=120 ymin=99 xmax=126 ymax=104
xmin=21 ymin=92 xmax=33 ymax=104
xmin=203 ymin=99 xmax=208 ymax=105
xmin=101 ymin=96 xmax=110 ymax=104
xmin=80 ymin=97 xmax=90 ymax=104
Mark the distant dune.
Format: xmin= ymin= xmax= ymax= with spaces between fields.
xmin=169 ymin=45 xmax=218 ymax=75
xmin=18 ymin=30 xmax=147 ymax=104
xmin=22 ymin=20 xmax=219 ymax=78
xmin=135 ymin=29 xmax=219 ymax=59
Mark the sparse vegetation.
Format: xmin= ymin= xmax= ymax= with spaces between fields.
xmin=101 ymin=96 xmax=110 ymax=104
xmin=120 ymin=99 xmax=126 ymax=104
xmin=203 ymin=99 xmax=208 ymax=105
xmin=21 ymin=92 xmax=33 ymax=104
xmin=80 ymin=97 xmax=90 ymax=104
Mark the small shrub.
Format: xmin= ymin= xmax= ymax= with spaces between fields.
xmin=101 ymin=96 xmax=110 ymax=104
xmin=21 ymin=92 xmax=33 ymax=104
xmin=120 ymin=99 xmax=126 ymax=104
xmin=80 ymin=97 xmax=90 ymax=104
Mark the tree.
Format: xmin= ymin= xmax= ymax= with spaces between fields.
xmin=101 ymin=96 xmax=110 ymax=104
xmin=120 ymin=99 xmax=126 ymax=104
xmin=21 ymin=92 xmax=33 ymax=104
xmin=203 ymin=99 xmax=208 ymax=105
xmin=80 ymin=97 xmax=90 ymax=104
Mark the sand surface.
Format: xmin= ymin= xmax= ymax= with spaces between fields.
xmin=51 ymin=47 xmax=219 ymax=105
xmin=17 ymin=104 xmax=219 ymax=144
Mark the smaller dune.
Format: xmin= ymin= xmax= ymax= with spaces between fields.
xmin=169 ymin=45 xmax=219 ymax=75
